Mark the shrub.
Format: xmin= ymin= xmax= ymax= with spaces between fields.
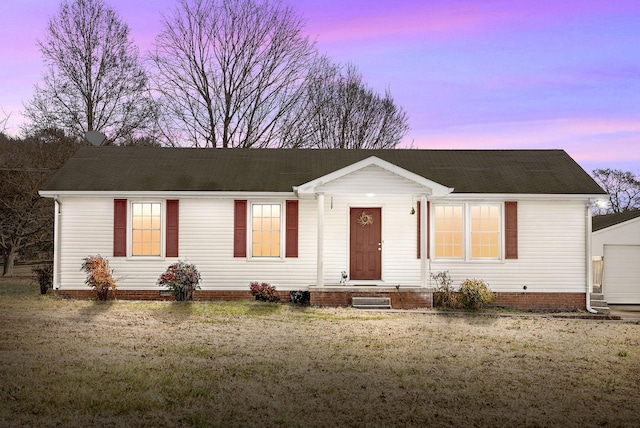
xmin=157 ymin=261 xmax=201 ymax=301
xmin=431 ymin=271 xmax=458 ymax=309
xmin=250 ymin=282 xmax=280 ymax=302
xmin=290 ymin=290 xmax=310 ymax=305
xmin=81 ymin=255 xmax=117 ymax=301
xmin=32 ymin=262 xmax=54 ymax=295
xmin=459 ymin=279 xmax=495 ymax=309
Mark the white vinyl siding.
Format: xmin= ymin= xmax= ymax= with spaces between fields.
xmin=54 ymin=173 xmax=588 ymax=294
xmin=316 ymin=164 xmax=429 ymax=195
xmin=592 ymin=216 xmax=640 ymax=257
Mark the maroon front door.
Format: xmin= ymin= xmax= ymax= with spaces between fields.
xmin=350 ymin=208 xmax=382 ymax=280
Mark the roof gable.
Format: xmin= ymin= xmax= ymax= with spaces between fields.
xmin=41 ymin=147 xmax=606 ymax=196
xmin=295 ymin=156 xmax=453 ymax=196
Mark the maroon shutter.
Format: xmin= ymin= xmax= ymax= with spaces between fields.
xmin=505 ymin=201 xmax=518 ymax=259
xmin=234 ymin=200 xmax=247 ymax=257
xmin=417 ymin=201 xmax=430 ymax=259
xmin=166 ymin=200 xmax=179 ymax=257
xmin=286 ymin=200 xmax=299 ymax=258
xmin=113 ymin=199 xmax=127 ymax=257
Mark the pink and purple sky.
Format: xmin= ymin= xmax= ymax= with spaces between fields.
xmin=2 ymin=0 xmax=640 ymax=174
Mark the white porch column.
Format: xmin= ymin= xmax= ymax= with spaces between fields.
xmin=420 ymin=194 xmax=429 ymax=288
xmin=316 ymin=193 xmax=325 ymax=287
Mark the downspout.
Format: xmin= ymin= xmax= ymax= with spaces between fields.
xmin=585 ymin=202 xmax=597 ymax=314
xmin=316 ymin=193 xmax=324 ymax=287
xmin=53 ymin=197 xmax=62 ymax=290
xmin=420 ymin=195 xmax=428 ymax=288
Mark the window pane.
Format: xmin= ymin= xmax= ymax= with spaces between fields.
xmin=251 ymin=203 xmax=281 ymax=257
xmin=470 ymin=204 xmax=500 ymax=260
xmin=434 ymin=205 xmax=464 ymax=259
xmin=132 ymin=202 xmax=162 ymax=256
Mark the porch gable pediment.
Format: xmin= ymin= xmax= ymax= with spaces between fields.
xmin=294 ymin=156 xmax=453 ymax=197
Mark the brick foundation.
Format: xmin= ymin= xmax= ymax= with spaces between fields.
xmin=310 ymin=289 xmax=433 ymax=309
xmin=53 ymin=289 xmax=292 ymax=302
xmin=492 ymin=292 xmax=585 ymax=312
xmin=53 ymin=289 xmax=586 ymax=312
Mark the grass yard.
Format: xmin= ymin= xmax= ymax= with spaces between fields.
xmin=1 ymin=266 xmax=639 ymax=427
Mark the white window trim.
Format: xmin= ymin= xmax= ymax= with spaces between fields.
xmin=248 ymin=201 xmax=285 ymax=260
xmin=127 ymin=200 xmax=165 ymax=260
xmin=431 ymin=202 xmax=503 ymax=262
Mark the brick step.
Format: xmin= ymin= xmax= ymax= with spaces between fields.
xmin=352 ymin=296 xmax=391 ymax=309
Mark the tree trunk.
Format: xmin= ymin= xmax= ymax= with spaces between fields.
xmin=2 ymin=247 xmax=17 ymax=277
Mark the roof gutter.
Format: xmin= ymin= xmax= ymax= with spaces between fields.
xmin=585 ymin=202 xmax=597 ymax=314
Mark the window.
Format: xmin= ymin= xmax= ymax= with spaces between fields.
xmin=251 ymin=203 xmax=281 ymax=257
xmin=470 ymin=205 xmax=500 ymax=259
xmin=132 ymin=202 xmax=161 ymax=256
xmin=433 ymin=203 xmax=501 ymax=260
xmin=235 ymin=200 xmax=298 ymax=259
xmin=434 ymin=205 xmax=464 ymax=258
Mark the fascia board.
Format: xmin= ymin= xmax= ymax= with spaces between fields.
xmin=39 ymin=190 xmax=297 ymax=199
xmin=443 ymin=193 xmax=604 ymax=201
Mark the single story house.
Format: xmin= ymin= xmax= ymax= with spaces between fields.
xmin=592 ymin=210 xmax=640 ymax=304
xmin=40 ymin=147 xmax=606 ymax=311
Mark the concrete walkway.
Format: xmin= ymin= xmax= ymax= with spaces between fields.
xmin=608 ymin=305 xmax=640 ymax=321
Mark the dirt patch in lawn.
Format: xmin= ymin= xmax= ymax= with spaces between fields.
xmin=1 ymin=276 xmax=639 ymax=427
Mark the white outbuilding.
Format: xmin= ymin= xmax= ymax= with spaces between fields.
xmin=592 ymin=210 xmax=640 ymax=304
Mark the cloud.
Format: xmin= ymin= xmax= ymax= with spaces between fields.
xmin=304 ymin=0 xmax=640 ymax=46
xmin=406 ymin=116 xmax=640 ymax=166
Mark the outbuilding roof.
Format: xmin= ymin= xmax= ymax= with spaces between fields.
xmin=592 ymin=210 xmax=640 ymax=232
xmin=42 ymin=147 xmax=605 ymax=195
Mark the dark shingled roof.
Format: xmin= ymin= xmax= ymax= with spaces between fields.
xmin=42 ymin=147 xmax=606 ymax=195
xmin=592 ymin=210 xmax=640 ymax=232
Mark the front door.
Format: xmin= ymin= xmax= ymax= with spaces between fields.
xmin=350 ymin=207 xmax=382 ymax=280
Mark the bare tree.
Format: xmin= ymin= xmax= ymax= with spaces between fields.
xmin=0 ymin=130 xmax=79 ymax=276
xmin=150 ymin=0 xmax=315 ymax=148
xmin=592 ymin=168 xmax=640 ymax=214
xmin=280 ymin=57 xmax=409 ymax=149
xmin=24 ymin=0 xmax=158 ymax=144
xmin=0 ymin=109 xmax=10 ymax=135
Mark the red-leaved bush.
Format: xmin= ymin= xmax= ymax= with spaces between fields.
xmin=81 ymin=255 xmax=117 ymax=301
xmin=157 ymin=261 xmax=201 ymax=301
xmin=249 ymin=282 xmax=280 ymax=302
